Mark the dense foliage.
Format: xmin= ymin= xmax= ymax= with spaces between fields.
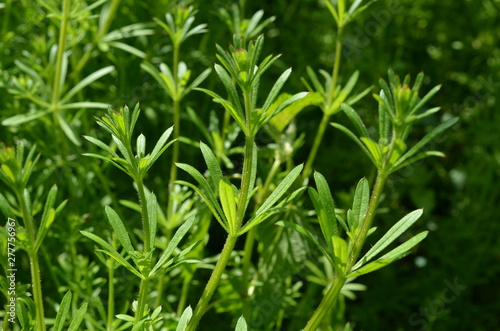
xmin=0 ymin=0 xmax=498 ymax=330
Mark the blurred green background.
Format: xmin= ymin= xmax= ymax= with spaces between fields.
xmin=1 ymin=0 xmax=499 ymax=330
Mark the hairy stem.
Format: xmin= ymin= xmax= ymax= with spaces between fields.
xmin=188 ymin=91 xmax=256 ymax=328
xmin=18 ymin=190 xmax=45 ymax=331
xmin=136 ymin=179 xmax=151 ymax=253
xmin=107 ymin=259 xmax=115 ymax=331
xmin=134 ymin=278 xmax=150 ymax=324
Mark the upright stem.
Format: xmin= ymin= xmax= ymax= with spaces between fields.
xmin=186 ymin=235 xmax=238 ymax=331
xmin=302 ymin=26 xmax=344 ymax=182
xmin=136 ymin=179 xmax=151 ymax=253
xmin=167 ymin=42 xmax=182 ymax=225
xmin=134 ymin=278 xmax=150 ymax=324
xmin=72 ymin=0 xmax=121 ymax=78
xmin=304 ymin=171 xmax=387 ymax=331
xmin=107 ymin=260 xmax=115 ymax=331
xmin=188 ymin=92 xmax=256 ymax=329
xmin=302 ymin=112 xmax=330 ymax=181
xmin=51 ymin=0 xmax=70 ymax=150
xmin=18 ymin=191 xmax=46 ymax=331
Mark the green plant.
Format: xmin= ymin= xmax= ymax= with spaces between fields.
xmin=178 ymin=34 xmax=306 ymax=330
xmin=287 ymin=70 xmax=458 ymax=330
xmin=82 ymin=104 xmax=198 ymax=327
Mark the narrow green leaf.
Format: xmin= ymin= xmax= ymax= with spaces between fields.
xmin=268 ymin=92 xmax=322 ymax=132
xmin=57 ymin=112 xmax=81 ymax=146
xmin=332 ymin=236 xmax=348 ymax=271
xmin=219 ymin=179 xmax=238 ymax=234
xmin=409 ymin=85 xmax=442 ymax=117
xmin=311 ymin=171 xmax=338 ymax=252
xmin=349 ymin=231 xmax=428 ymax=278
xmin=61 ymin=66 xmax=115 ymax=103
xmin=147 ymin=192 xmax=158 ymax=252
xmin=255 ymin=164 xmax=303 ymax=216
xmin=331 ymin=123 xmax=377 ymax=165
xmin=235 ymin=316 xmax=248 ymax=331
xmin=176 ymin=180 xmax=229 ymax=233
xmin=105 ymin=205 xmax=134 ymax=253
xmin=80 ymin=231 xmax=143 ymax=279
xmin=83 ymin=135 xmax=119 ymax=159
xmin=200 ymin=141 xmax=223 ymax=192
xmin=35 ymin=185 xmax=59 ymax=252
xmin=150 ymin=216 xmax=195 ymax=276
xmin=350 ymin=178 xmax=370 ymax=233
xmin=262 ymin=68 xmax=292 ymax=112
xmin=393 ymin=117 xmax=458 ymax=169
xmin=176 ymin=163 xmax=224 ymax=220
xmin=61 ymin=102 xmax=110 ymax=109
xmin=2 ymin=111 xmax=50 ymax=126
xmin=53 ymin=291 xmax=72 ymax=331
xmin=341 ymin=103 xmax=369 ymax=137
xmin=176 ymin=306 xmax=193 ymax=331
xmin=136 ymin=134 xmax=146 ymax=157
xmin=275 ymin=220 xmax=334 ymax=267
xmin=360 ymin=137 xmax=382 ymax=168
xmin=354 ymin=209 xmax=423 ymax=269
xmin=238 ymin=207 xmax=285 ymax=236
xmin=214 ymin=64 xmax=244 ymax=117
xmin=144 ymin=126 xmax=174 ymax=173
xmin=67 ymin=302 xmax=88 ymax=331
xmin=0 ymin=193 xmax=15 ymax=218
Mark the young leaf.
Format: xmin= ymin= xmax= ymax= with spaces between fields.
xmin=392 ymin=117 xmax=458 ymax=170
xmin=80 ymin=231 xmax=143 ymax=279
xmin=53 ymin=291 xmax=72 ymax=331
xmin=341 ymin=103 xmax=369 ymax=138
xmin=61 ymin=66 xmax=115 ymax=103
xmin=331 ymin=123 xmax=377 ymax=165
xmin=255 ymin=164 xmax=303 ymax=216
xmin=176 ymin=306 xmax=193 ymax=331
xmin=143 ymin=126 xmax=174 ymax=173
xmin=67 ymin=302 xmax=89 ymax=331
xmin=348 ymin=231 xmax=428 ymax=278
xmin=262 ymin=68 xmax=292 ymax=113
xmin=354 ymin=209 xmax=423 ymax=269
xmin=105 ymin=205 xmax=134 ymax=253
xmin=150 ymin=216 xmax=195 ymax=276
xmin=147 ymin=192 xmax=158 ymax=252
xmin=35 ymin=185 xmax=61 ymax=252
xmin=275 ymin=220 xmax=334 ymax=267
xmin=200 ymin=141 xmax=223 ymax=192
xmin=350 ymin=178 xmax=370 ymax=233
xmin=314 ymin=171 xmax=339 ymax=244
xmin=332 ymin=236 xmax=348 ymax=271
xmin=235 ymin=316 xmax=248 ymax=331
xmin=219 ymin=179 xmax=238 ymax=234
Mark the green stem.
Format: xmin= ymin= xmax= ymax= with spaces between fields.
xmin=186 ymin=235 xmax=238 ymax=331
xmin=136 ymin=179 xmax=151 ymax=253
xmin=72 ymin=0 xmax=121 ymax=79
xmin=302 ymin=113 xmax=330 ymax=181
xmin=134 ymin=278 xmax=150 ymax=324
xmin=167 ymin=42 xmax=181 ymax=224
xmin=51 ymin=0 xmax=70 ymax=151
xmin=188 ymin=99 xmax=256 ymax=328
xmin=304 ymin=274 xmax=346 ymax=331
xmin=327 ymin=27 xmax=343 ymax=107
xmin=304 ymin=171 xmax=387 ymax=330
xmin=18 ymin=190 xmax=46 ymax=331
xmin=107 ymin=259 xmax=115 ymax=331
